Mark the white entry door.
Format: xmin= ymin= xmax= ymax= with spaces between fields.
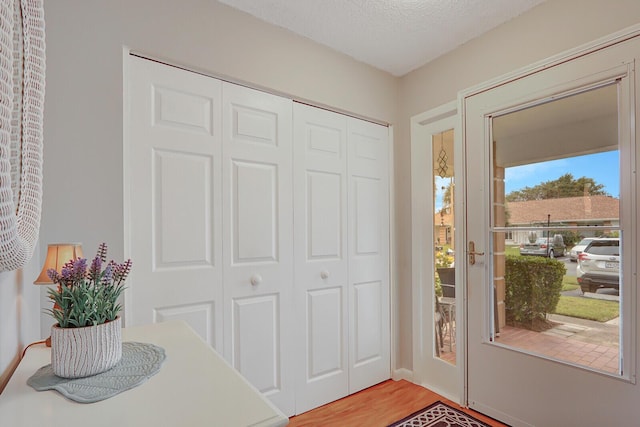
xmin=126 ymin=56 xmax=223 ymax=350
xmin=293 ymin=103 xmax=349 ymax=414
xmin=221 ymin=83 xmax=295 ymax=415
xmin=465 ymin=37 xmax=637 ymax=426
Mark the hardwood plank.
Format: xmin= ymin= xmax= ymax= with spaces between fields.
xmin=288 ymin=380 xmax=506 ymax=426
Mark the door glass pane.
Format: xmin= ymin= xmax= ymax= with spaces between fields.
xmin=490 ymin=83 xmax=622 ymax=375
xmin=433 ymin=129 xmax=456 ymax=365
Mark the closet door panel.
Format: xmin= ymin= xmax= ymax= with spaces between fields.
xmin=293 ymin=103 xmax=349 ymax=414
xmin=232 ymin=295 xmax=280 ymax=393
xmin=232 ymin=160 xmax=277 ymax=262
xmin=307 ymin=288 xmax=343 ymax=377
xmin=354 ymin=176 xmax=381 ymax=254
xmin=308 ymin=171 xmax=342 ymax=258
xmin=222 ymin=83 xmax=294 ymax=416
xmin=154 ymin=151 xmax=213 ymax=266
xmin=127 ymin=56 xmax=223 ymax=350
xmin=348 ymin=118 xmax=390 ymax=394
xmin=353 ymin=280 xmax=383 ymax=362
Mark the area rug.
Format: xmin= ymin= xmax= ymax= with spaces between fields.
xmin=387 ymin=401 xmax=492 ymax=427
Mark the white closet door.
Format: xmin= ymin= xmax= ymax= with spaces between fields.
xmin=347 ymin=118 xmax=390 ymax=393
xmin=293 ymin=104 xmax=349 ymax=414
xmin=127 ymin=56 xmax=223 ymax=350
xmin=221 ymin=83 xmax=295 ymax=415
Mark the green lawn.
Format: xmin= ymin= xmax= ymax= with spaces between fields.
xmin=553 ymin=296 xmax=619 ymax=322
xmin=562 ymin=275 xmax=580 ymax=292
xmin=505 ymin=245 xmax=520 ymax=256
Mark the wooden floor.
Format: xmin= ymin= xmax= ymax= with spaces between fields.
xmin=287 ymin=379 xmax=506 ymax=426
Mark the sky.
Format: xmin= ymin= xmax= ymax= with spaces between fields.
xmin=504 ymin=151 xmax=620 ymax=198
xmin=434 ymin=151 xmax=619 ymax=211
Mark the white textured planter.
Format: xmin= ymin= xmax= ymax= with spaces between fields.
xmin=51 ymin=317 xmax=122 ymax=378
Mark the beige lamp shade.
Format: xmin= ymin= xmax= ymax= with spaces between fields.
xmin=34 ymin=243 xmax=84 ymax=284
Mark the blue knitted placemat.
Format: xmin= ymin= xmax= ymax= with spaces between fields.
xmin=27 ymin=341 xmax=166 ymax=403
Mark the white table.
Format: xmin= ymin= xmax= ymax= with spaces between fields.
xmin=0 ymin=320 xmax=288 ymax=427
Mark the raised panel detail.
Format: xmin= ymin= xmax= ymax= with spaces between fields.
xmin=153 ymin=86 xmax=213 ymax=135
xmin=232 ymin=295 xmax=280 ymax=394
xmin=232 ymin=161 xmax=278 ymax=263
xmin=353 ymin=281 xmax=382 ymax=365
xmin=232 ymin=104 xmax=278 ymax=146
xmin=154 ymin=150 xmax=213 ymax=269
xmin=355 ymin=177 xmax=380 ymax=255
xmin=353 ymin=133 xmax=379 ymax=160
xmin=154 ymin=302 xmax=215 ymax=347
xmin=308 ymin=125 xmax=341 ymax=157
xmin=307 ymin=288 xmax=343 ymax=379
xmin=307 ymin=171 xmax=342 ymax=260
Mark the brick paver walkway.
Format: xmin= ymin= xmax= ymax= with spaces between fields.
xmin=437 ymin=317 xmax=620 ymax=373
xmin=496 ymin=323 xmax=619 ymax=373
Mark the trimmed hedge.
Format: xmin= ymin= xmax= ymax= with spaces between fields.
xmin=505 ymin=255 xmax=565 ymax=326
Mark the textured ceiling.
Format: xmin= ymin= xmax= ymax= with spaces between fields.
xmin=218 ymin=0 xmax=546 ymax=76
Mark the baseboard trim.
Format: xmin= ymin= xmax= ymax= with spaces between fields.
xmin=0 ymin=353 xmax=21 ymax=394
xmin=418 ymin=381 xmax=460 ymax=405
xmin=392 ymin=368 xmax=413 ymax=382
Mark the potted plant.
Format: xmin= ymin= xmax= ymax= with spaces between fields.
xmin=45 ymin=243 xmax=131 ymax=378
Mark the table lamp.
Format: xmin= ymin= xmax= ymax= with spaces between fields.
xmin=34 ymin=243 xmax=83 ymax=346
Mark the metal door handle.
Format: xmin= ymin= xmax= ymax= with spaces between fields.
xmin=250 ymin=274 xmax=262 ymax=286
xmin=320 ymin=270 xmax=330 ymax=279
xmin=469 ymin=241 xmax=484 ymax=265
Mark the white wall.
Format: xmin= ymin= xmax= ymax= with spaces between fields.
xmin=0 ymin=253 xmax=42 ymax=390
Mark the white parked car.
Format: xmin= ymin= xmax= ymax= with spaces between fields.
xmin=569 ymin=237 xmax=596 ymax=262
xmin=576 ymin=238 xmax=620 ymax=294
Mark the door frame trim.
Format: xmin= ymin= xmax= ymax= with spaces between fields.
xmin=459 ymin=23 xmax=640 ymax=101
xmin=410 ymin=101 xmax=464 ymax=403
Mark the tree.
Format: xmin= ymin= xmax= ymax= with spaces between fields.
xmin=505 ymin=173 xmax=608 ymax=202
xmin=441 ymin=179 xmax=453 ymax=213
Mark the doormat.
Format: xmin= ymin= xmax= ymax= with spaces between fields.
xmin=387 ymin=401 xmax=492 ymax=427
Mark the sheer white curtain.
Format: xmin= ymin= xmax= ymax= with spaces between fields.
xmin=0 ymin=0 xmax=45 ymax=271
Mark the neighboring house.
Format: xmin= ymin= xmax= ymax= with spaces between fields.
xmin=506 ymin=195 xmax=619 ymax=244
xmin=434 ymin=208 xmax=454 ymax=247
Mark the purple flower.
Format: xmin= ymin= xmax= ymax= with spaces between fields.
xmin=97 ymin=242 xmax=108 ymax=263
xmin=101 ymin=263 xmax=113 ymax=286
xmin=47 ymin=268 xmax=60 ymax=283
xmin=67 ymin=258 xmax=88 ymax=284
xmin=88 ymin=256 xmax=102 ymax=282
xmin=45 ymin=242 xmax=131 ymax=328
xmin=60 ymin=265 xmax=72 ymax=283
xmin=113 ymin=259 xmax=132 ymax=283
